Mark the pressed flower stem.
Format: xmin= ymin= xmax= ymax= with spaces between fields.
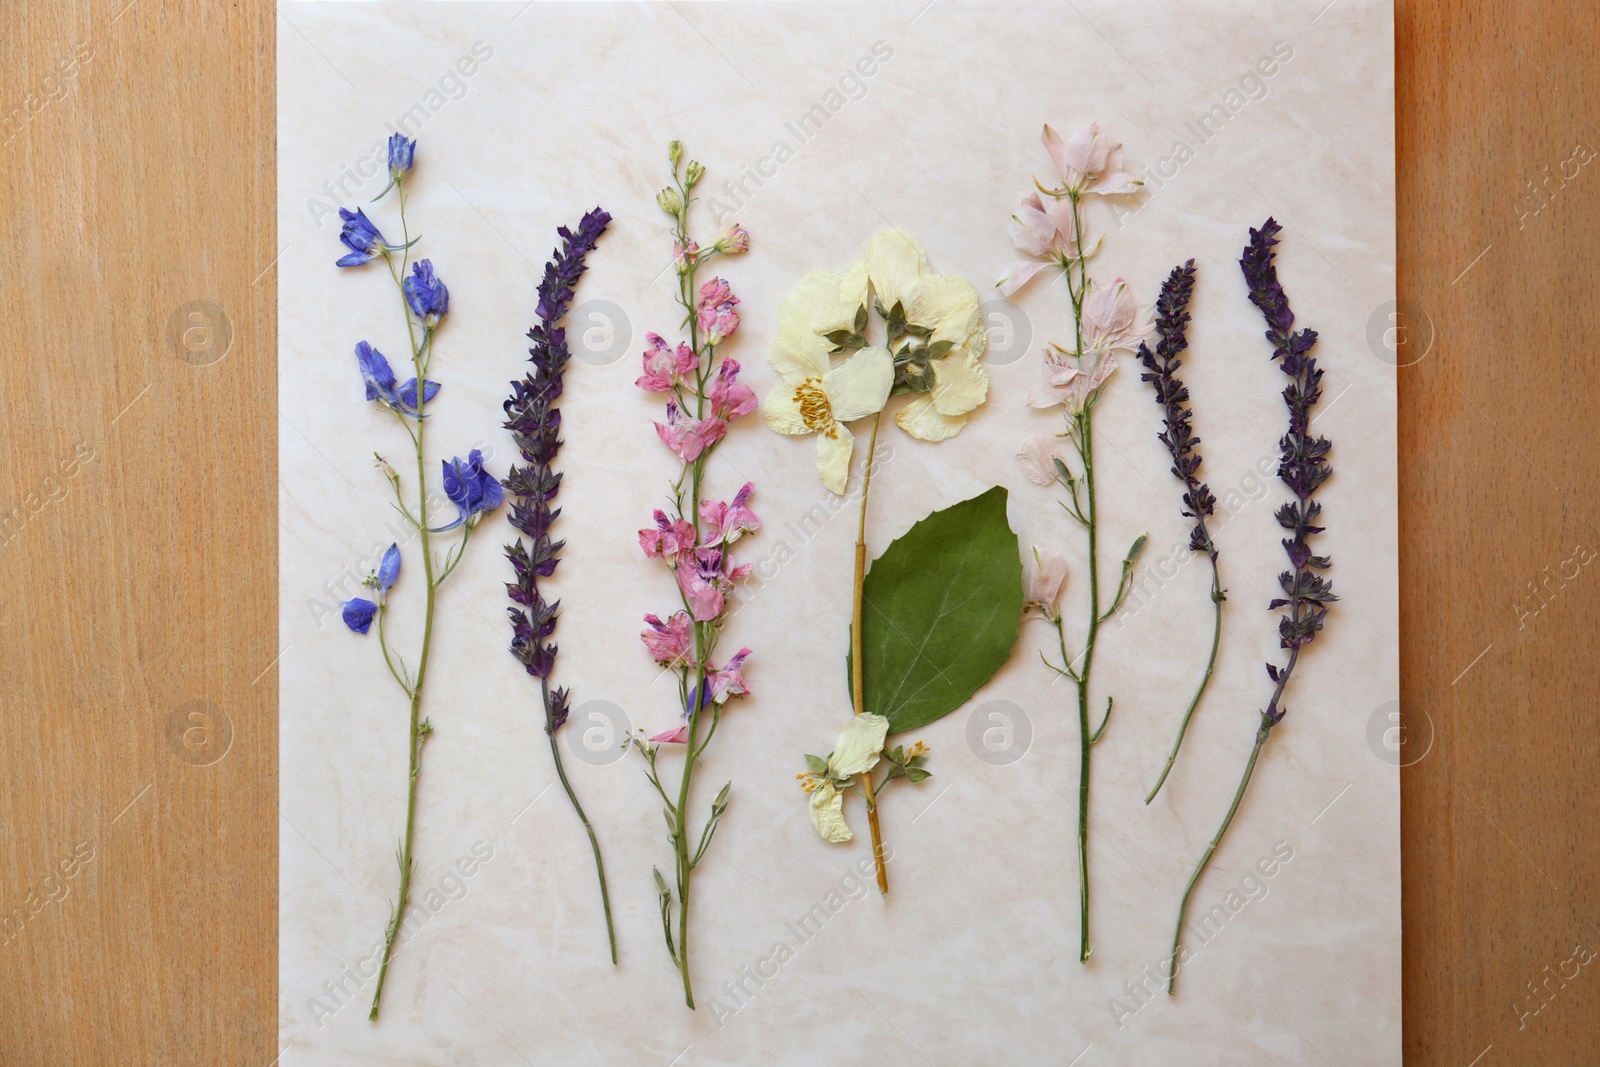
xmin=1045 ymin=186 xmax=1118 ymax=964
xmin=368 ymin=179 xmax=440 ymax=1021
xmin=850 ymin=411 xmax=889 ymax=895
xmin=1167 ymin=714 xmax=1271 ymax=995
xmin=660 ymin=180 xmax=714 ymax=1009
xmin=545 ymin=679 xmax=617 ymax=965
xmin=1144 ymin=556 xmax=1224 ymax=804
xmin=1072 ymin=405 xmax=1100 ymax=963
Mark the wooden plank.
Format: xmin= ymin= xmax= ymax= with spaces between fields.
xmin=0 ymin=1 xmax=275 ymax=1063
xmin=1397 ymin=0 xmax=1600 ymax=1063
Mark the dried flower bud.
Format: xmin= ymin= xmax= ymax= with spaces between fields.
xmin=714 ymin=225 xmax=749 ymax=255
xmin=656 ymin=187 xmax=682 ymax=216
xmin=684 ymin=159 xmax=704 ymax=187
xmin=668 ymin=140 xmax=683 ymax=167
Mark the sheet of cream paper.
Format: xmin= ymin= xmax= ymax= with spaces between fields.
xmin=278 ymin=2 xmax=1398 ymax=1063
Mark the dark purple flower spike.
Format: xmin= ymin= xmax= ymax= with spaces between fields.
xmin=1137 ymin=260 xmax=1226 ymax=803
xmin=502 ymin=207 xmax=617 ymax=964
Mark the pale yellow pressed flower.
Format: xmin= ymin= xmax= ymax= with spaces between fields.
xmin=800 ymin=713 xmax=890 ymax=843
xmin=862 ymin=232 xmax=990 ymax=443
xmin=762 ymin=234 xmax=991 ymax=489
xmin=762 ymin=266 xmax=893 ymax=495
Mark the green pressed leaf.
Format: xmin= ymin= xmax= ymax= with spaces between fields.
xmin=805 ymin=753 xmax=829 ymax=775
xmin=849 ymin=486 xmax=1024 ymax=734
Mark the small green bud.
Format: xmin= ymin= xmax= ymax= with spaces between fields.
xmin=668 ymin=140 xmax=683 ymax=167
xmin=684 ymin=159 xmax=704 ymax=187
xmin=656 ymin=186 xmax=682 ymax=216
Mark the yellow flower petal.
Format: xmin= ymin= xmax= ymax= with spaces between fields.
xmin=823 ymin=346 xmax=893 ymax=423
xmin=896 ymin=396 xmax=970 ymax=441
xmin=815 ymin=422 xmax=855 ymax=495
xmin=830 ymin=713 xmax=889 ymax=777
xmin=930 ymin=353 xmax=989 ymax=417
xmin=761 ymin=383 xmax=812 ymax=435
xmin=808 ymin=780 xmax=854 ymax=843
xmin=864 ymin=231 xmax=929 ymax=313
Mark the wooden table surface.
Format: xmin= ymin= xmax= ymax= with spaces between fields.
xmin=2 ymin=1 xmax=1594 ymax=1063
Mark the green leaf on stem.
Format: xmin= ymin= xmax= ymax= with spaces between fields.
xmin=847 ymin=486 xmax=1024 ymax=734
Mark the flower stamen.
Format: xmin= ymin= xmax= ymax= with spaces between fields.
xmin=794 ymin=378 xmax=837 ymax=437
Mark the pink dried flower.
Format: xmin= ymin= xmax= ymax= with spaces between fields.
xmin=676 ymin=546 xmax=744 ymax=621
xmin=1082 ymin=278 xmax=1145 ymax=358
xmin=641 ymin=611 xmax=695 ymax=667
xmin=655 ymin=402 xmax=727 ymax=462
xmin=639 ymin=510 xmax=697 ymax=561
xmin=1016 ymin=435 xmax=1066 ymax=486
xmin=1023 ymin=547 xmax=1068 ymax=621
xmin=1042 ymin=122 xmax=1141 ymax=197
xmin=998 ymin=192 xmax=1080 ymax=296
xmin=705 ymin=647 xmax=752 ymax=703
xmin=709 ymin=358 xmax=757 ymax=420
xmin=1027 ymin=345 xmax=1118 ymax=413
xmin=715 ymin=225 xmax=749 ymax=254
xmin=700 ymin=482 xmax=760 ymax=545
xmin=637 ymin=332 xmax=699 ymax=392
xmin=696 ymin=277 xmax=740 ymax=344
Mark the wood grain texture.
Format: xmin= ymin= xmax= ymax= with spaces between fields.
xmin=1397 ymin=1 xmax=1600 ymax=1064
xmin=0 ymin=1 xmax=276 ymax=1064
xmin=0 ymin=1 xmax=1594 ymax=1063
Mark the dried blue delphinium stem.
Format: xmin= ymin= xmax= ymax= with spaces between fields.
xmin=335 ymin=134 xmax=504 ymax=1020
xmin=503 ymin=207 xmax=616 ymax=963
xmin=1136 ymin=260 xmax=1226 ymax=803
xmin=1167 ymin=219 xmax=1337 ymax=993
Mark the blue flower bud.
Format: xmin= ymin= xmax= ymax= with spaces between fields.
xmin=404 ymin=259 xmax=449 ymax=327
xmin=386 ymin=133 xmax=415 ymax=181
xmin=377 ymin=543 xmax=401 ymax=595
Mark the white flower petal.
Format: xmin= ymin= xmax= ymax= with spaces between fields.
xmin=895 ymin=396 xmax=970 ymax=441
xmin=998 ymin=260 xmax=1050 ymax=297
xmin=1017 ymin=435 xmax=1063 ymax=486
xmin=778 ymin=269 xmax=859 ymax=336
xmin=830 ymin=713 xmax=890 ymax=777
xmin=906 ymin=274 xmax=983 ymax=355
xmin=1089 ymin=171 xmax=1142 ymax=196
xmin=1008 ymin=202 xmax=1054 ymax=258
xmin=769 ymin=321 xmax=832 ymax=384
xmin=762 ymin=383 xmax=812 ymax=435
xmin=930 ymin=354 xmax=988 ymax=417
xmin=815 ymin=423 xmax=854 ymax=495
xmin=864 ymin=231 xmax=929 ymax=313
xmin=823 ymin=346 xmax=893 ymax=423
xmin=808 ymin=780 xmax=853 ymax=843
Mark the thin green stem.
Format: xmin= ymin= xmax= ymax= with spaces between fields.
xmin=546 ymin=679 xmax=617 ymax=965
xmin=1073 ymin=404 xmax=1100 ymax=963
xmin=663 ymin=189 xmax=711 ymax=1010
xmin=1167 ymin=721 xmax=1269 ymax=994
xmin=370 ymin=180 xmax=438 ymax=1021
xmin=1145 ymin=556 xmax=1224 ymax=803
